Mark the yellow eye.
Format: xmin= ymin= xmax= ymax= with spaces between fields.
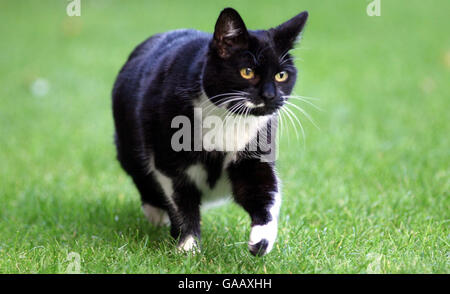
xmin=275 ymin=71 xmax=288 ymax=82
xmin=240 ymin=68 xmax=255 ymax=80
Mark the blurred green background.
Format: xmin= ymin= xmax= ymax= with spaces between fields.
xmin=0 ymin=0 xmax=448 ymax=273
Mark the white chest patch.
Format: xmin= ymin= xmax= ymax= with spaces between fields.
xmin=194 ymin=93 xmax=271 ymax=152
xmin=185 ymin=153 xmax=236 ymax=208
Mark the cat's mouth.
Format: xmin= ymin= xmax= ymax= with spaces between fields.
xmin=226 ymin=100 xmax=283 ymax=117
xmin=205 ymin=91 xmax=282 ymax=117
xmin=244 ymin=101 xmax=265 ymax=109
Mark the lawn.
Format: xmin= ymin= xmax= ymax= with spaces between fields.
xmin=0 ymin=0 xmax=448 ymax=273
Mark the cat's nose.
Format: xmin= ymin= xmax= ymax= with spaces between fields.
xmin=262 ymin=91 xmax=276 ymax=101
xmin=261 ymin=82 xmax=276 ymax=101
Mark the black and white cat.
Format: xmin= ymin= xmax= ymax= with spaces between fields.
xmin=112 ymin=8 xmax=308 ymax=256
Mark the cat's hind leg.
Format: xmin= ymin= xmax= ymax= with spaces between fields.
xmin=142 ymin=203 xmax=170 ymax=226
xmin=131 ymin=173 xmax=171 ymax=227
xmin=140 ymin=162 xmax=202 ymax=252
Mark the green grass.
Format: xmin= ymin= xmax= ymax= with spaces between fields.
xmin=0 ymin=0 xmax=449 ymax=273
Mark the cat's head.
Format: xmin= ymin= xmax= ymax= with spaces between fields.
xmin=203 ymin=7 xmax=308 ymax=116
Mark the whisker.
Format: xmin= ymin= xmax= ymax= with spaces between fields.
xmin=283 ymin=96 xmax=323 ymax=112
xmin=224 ymin=101 xmax=245 ymax=126
xmin=199 ymin=91 xmax=247 ymax=107
xmin=231 ymin=90 xmax=250 ymax=95
xmin=200 ymin=92 xmax=234 ymax=103
xmin=284 ymin=101 xmax=319 ymax=130
xmin=277 ymin=108 xmax=290 ymax=144
xmin=280 ymin=56 xmax=298 ymax=66
xmin=203 ymin=96 xmax=246 ymax=116
xmin=281 ymin=107 xmax=294 ymax=145
xmin=285 ymin=94 xmax=321 ymax=101
xmin=279 ymin=49 xmax=290 ymax=63
xmin=285 ymin=104 xmax=306 ymax=142
xmin=236 ymin=104 xmax=249 ymax=139
xmin=279 ymin=110 xmax=288 ymax=143
xmin=276 ymin=110 xmax=284 ymax=144
xmin=278 ymin=111 xmax=285 ymax=146
xmin=204 ymin=96 xmax=244 ymax=110
xmin=274 ymin=111 xmax=281 ymax=147
xmin=281 ymin=106 xmax=300 ymax=141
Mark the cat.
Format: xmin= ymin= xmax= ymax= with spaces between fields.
xmin=112 ymin=7 xmax=308 ymax=256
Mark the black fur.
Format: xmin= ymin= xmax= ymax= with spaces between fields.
xmin=112 ymin=8 xmax=308 ymax=255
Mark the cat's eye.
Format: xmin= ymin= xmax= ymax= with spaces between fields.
xmin=275 ymin=71 xmax=288 ymax=82
xmin=240 ymin=68 xmax=255 ymax=80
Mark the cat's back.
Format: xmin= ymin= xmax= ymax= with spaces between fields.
xmin=124 ymin=29 xmax=210 ymax=77
xmin=113 ymin=29 xmax=210 ymax=103
xmin=138 ymin=29 xmax=210 ymax=61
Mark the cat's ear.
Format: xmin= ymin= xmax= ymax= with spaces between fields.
xmin=213 ymin=8 xmax=249 ymax=59
xmin=272 ymin=11 xmax=308 ymax=51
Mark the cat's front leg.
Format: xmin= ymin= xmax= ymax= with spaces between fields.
xmin=228 ymin=159 xmax=281 ymax=256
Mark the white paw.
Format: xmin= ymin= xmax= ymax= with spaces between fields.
xmin=142 ymin=204 xmax=170 ymax=226
xmin=248 ymin=221 xmax=277 ymax=256
xmin=177 ymin=235 xmax=200 ymax=253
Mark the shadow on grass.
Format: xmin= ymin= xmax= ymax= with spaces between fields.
xmin=6 ymin=188 xmax=175 ymax=252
